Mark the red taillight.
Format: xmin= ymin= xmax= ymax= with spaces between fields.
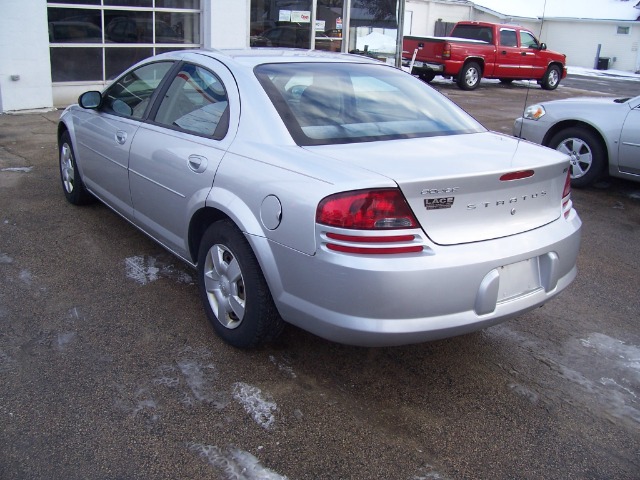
xmin=562 ymin=169 xmax=572 ymax=218
xmin=316 ymin=189 xmax=418 ymax=230
xmin=443 ymin=42 xmax=451 ymax=59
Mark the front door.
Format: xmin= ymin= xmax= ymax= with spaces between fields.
xmin=519 ymin=30 xmax=548 ymax=80
xmin=75 ymin=61 xmax=175 ymax=218
xmin=618 ymin=106 xmax=640 ymax=175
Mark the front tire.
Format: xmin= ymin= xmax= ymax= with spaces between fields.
xmin=540 ymin=65 xmax=561 ymax=90
xmin=59 ymin=131 xmax=93 ymax=205
xmin=197 ymin=220 xmax=284 ymax=348
xmin=457 ymin=62 xmax=481 ymax=90
xmin=548 ymin=127 xmax=606 ymax=188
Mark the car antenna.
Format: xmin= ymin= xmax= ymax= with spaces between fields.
xmin=517 ymin=0 xmax=548 ymax=138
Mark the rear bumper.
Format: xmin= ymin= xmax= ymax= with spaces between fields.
xmin=402 ymin=58 xmax=445 ymax=73
xmin=257 ymin=211 xmax=582 ymax=347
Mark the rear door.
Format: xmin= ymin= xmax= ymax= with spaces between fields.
xmin=128 ymin=58 xmax=239 ymax=258
xmin=495 ymin=28 xmax=521 ymax=78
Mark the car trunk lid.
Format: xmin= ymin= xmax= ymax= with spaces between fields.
xmin=304 ymin=132 xmax=569 ymax=245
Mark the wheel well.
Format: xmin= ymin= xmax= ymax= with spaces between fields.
xmin=464 ymin=58 xmax=484 ymax=73
xmin=548 ymin=62 xmax=563 ymax=73
xmin=542 ymin=120 xmax=609 ymax=161
xmin=188 ymin=207 xmax=231 ymax=263
xmin=57 ymin=123 xmax=69 ymax=145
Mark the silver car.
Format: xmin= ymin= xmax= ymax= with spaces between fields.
xmin=57 ymin=49 xmax=581 ymax=348
xmin=514 ymin=96 xmax=640 ymax=187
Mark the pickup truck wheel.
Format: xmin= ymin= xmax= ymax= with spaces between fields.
xmin=541 ymin=65 xmax=561 ymax=90
xmin=418 ymin=72 xmax=436 ymax=83
xmin=548 ymin=127 xmax=606 ymax=187
xmin=457 ymin=62 xmax=481 ymax=90
xmin=197 ymin=220 xmax=284 ymax=348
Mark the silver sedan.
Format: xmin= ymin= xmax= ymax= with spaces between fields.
xmin=57 ymin=49 xmax=581 ymax=348
xmin=514 ymin=96 xmax=640 ymax=187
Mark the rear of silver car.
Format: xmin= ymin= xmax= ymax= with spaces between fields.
xmin=263 ymin=139 xmax=580 ymax=346
xmin=253 ymin=60 xmax=580 ymax=346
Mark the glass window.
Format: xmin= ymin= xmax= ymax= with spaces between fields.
xmin=156 ymin=11 xmax=200 ymax=44
xmin=617 ymin=26 xmax=631 ymax=35
xmin=106 ymin=47 xmax=154 ymax=79
xmin=104 ymin=0 xmax=152 ymax=6
xmin=50 ymin=47 xmax=103 ymax=82
xmin=255 ymin=63 xmax=484 ymax=146
xmin=155 ymin=64 xmax=229 ymax=139
xmin=157 ymin=0 xmax=200 ymax=8
xmin=103 ymin=61 xmax=174 ymax=118
xmin=520 ymin=31 xmax=539 ymax=49
xmin=48 ymin=2 xmax=200 ymax=83
xmin=348 ymin=0 xmax=398 ymax=62
xmin=499 ymin=29 xmax=517 ymax=47
xmin=48 ymin=8 xmax=102 ymax=43
xmin=250 ymin=0 xmax=313 ymax=49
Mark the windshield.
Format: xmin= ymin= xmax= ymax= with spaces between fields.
xmin=255 ymin=62 xmax=485 ymax=146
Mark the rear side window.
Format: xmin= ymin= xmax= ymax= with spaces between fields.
xmin=154 ymin=63 xmax=229 ymax=139
xmin=255 ymin=62 xmax=484 ymax=146
xmin=451 ymin=25 xmax=493 ymax=43
xmin=500 ymin=29 xmax=518 ymax=47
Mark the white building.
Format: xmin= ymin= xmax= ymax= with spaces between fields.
xmin=404 ymin=0 xmax=640 ymax=72
xmin=0 ymin=0 xmax=402 ymax=112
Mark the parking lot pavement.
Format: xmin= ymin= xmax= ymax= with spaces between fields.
xmin=1 ymin=83 xmax=639 ymax=479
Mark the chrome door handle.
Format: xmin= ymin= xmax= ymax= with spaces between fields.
xmin=188 ymin=154 xmax=208 ymax=173
xmin=115 ymin=130 xmax=127 ymax=145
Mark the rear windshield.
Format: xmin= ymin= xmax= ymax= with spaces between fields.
xmin=254 ymin=62 xmax=485 ymax=146
xmin=451 ymin=25 xmax=493 ymax=43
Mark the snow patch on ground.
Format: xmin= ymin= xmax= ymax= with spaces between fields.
xmin=232 ymin=382 xmax=277 ymax=430
xmin=189 ymin=444 xmax=288 ymax=479
xmin=1 ymin=166 xmax=33 ymax=173
xmin=490 ymin=326 xmax=640 ymax=427
xmin=125 ymin=255 xmax=194 ymax=285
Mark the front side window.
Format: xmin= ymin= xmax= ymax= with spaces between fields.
xmin=520 ymin=31 xmax=539 ymax=49
xmin=103 ymin=61 xmax=174 ymax=118
xmin=154 ymin=64 xmax=229 ymax=139
xmin=256 ymin=62 xmax=484 ymax=146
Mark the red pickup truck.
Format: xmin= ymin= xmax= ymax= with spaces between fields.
xmin=403 ymin=21 xmax=567 ymax=91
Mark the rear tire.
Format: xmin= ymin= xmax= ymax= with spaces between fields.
xmin=540 ymin=65 xmax=561 ymax=90
xmin=548 ymin=127 xmax=606 ymax=188
xmin=457 ymin=62 xmax=481 ymax=90
xmin=418 ymin=72 xmax=436 ymax=83
xmin=59 ymin=131 xmax=93 ymax=205
xmin=197 ymin=220 xmax=284 ymax=348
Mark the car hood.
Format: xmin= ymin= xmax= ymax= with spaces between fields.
xmin=544 ymin=96 xmax=635 ymax=108
xmin=304 ymin=132 xmax=569 ymax=245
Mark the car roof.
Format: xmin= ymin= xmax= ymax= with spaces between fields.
xmin=159 ymin=48 xmax=383 ymax=68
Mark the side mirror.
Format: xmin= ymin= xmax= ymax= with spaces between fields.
xmin=78 ymin=91 xmax=102 ymax=109
xmin=539 ymin=43 xmax=547 ymax=51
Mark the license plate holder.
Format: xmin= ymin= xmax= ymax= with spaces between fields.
xmin=497 ymin=258 xmax=541 ymax=302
